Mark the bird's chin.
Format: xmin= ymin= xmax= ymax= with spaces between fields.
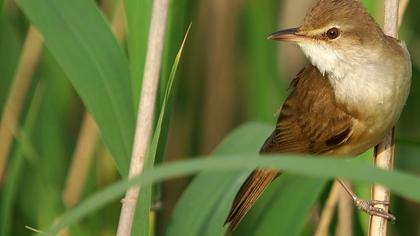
xmin=297 ymin=42 xmax=342 ymax=76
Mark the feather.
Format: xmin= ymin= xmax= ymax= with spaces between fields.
xmin=224 ymin=65 xmax=354 ymax=234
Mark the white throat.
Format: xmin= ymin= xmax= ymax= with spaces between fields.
xmin=297 ymin=41 xmax=410 ymax=106
xmin=297 ymin=40 xmax=411 ymax=140
xmin=297 ymin=41 xmax=361 ymax=78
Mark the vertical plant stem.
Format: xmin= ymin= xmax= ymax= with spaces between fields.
xmin=335 ymin=181 xmax=353 ymax=236
xmin=383 ymin=0 xmax=399 ymax=39
xmin=200 ymin=0 xmax=240 ymax=153
xmin=0 ymin=26 xmax=43 ymax=183
xmin=111 ymin=1 xmax=126 ymax=42
xmin=398 ymin=0 xmax=409 ymax=28
xmin=62 ymin=113 xmax=98 ymax=208
xmin=315 ymin=181 xmax=340 ymax=236
xmin=116 ymin=0 xmax=169 ymax=235
xmin=369 ymin=130 xmax=395 ymax=236
xmin=369 ymin=0 xmax=404 ymax=234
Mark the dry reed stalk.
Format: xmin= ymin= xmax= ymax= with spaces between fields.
xmin=369 ymin=130 xmax=395 ymax=236
xmin=335 ymin=181 xmax=353 ymax=236
xmin=0 ymin=26 xmax=43 ymax=183
xmin=315 ymin=181 xmax=340 ymax=236
xmin=398 ymin=0 xmax=409 ymax=28
xmin=62 ymin=113 xmax=98 ymax=207
xmin=111 ymin=1 xmax=126 ymax=42
xmin=369 ymin=0 xmax=402 ymax=234
xmin=116 ymin=0 xmax=169 ymax=235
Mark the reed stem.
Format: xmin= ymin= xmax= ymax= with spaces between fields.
xmin=116 ymin=0 xmax=169 ymax=235
xmin=369 ymin=2 xmax=401 ymax=235
xmin=0 ymin=26 xmax=42 ymax=184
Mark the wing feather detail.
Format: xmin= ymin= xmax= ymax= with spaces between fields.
xmin=225 ymin=65 xmax=355 ymax=234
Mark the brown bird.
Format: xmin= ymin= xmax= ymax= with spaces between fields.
xmin=225 ymin=0 xmax=411 ymax=233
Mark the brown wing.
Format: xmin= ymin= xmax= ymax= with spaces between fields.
xmin=261 ymin=65 xmax=353 ymax=154
xmin=225 ymin=65 xmax=354 ymax=234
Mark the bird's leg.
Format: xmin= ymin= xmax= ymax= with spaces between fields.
xmin=336 ymin=179 xmax=396 ymax=221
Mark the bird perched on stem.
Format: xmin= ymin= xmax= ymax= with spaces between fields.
xmin=225 ymin=0 xmax=411 ymax=233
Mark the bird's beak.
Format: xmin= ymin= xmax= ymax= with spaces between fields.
xmin=267 ymin=27 xmax=305 ymax=42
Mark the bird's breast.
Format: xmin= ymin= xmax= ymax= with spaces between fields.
xmin=327 ymin=57 xmax=411 ymax=156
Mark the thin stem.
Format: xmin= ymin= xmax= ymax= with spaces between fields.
xmin=336 ymin=181 xmax=353 ymax=236
xmin=315 ymin=181 xmax=340 ymax=236
xmin=0 ymin=26 xmax=43 ymax=183
xmin=111 ymin=1 xmax=126 ymax=42
xmin=383 ymin=0 xmax=400 ymax=38
xmin=369 ymin=0 xmax=402 ymax=234
xmin=62 ymin=113 xmax=98 ymax=208
xmin=116 ymin=0 xmax=169 ymax=235
xmin=369 ymin=129 xmax=395 ymax=236
xmin=398 ymin=0 xmax=409 ymax=29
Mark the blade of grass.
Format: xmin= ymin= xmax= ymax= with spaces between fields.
xmin=166 ymin=123 xmax=273 ymax=236
xmin=62 ymin=0 xmax=127 ymax=210
xmin=132 ymin=24 xmax=191 ymax=236
xmin=168 ymin=131 xmax=326 ymax=236
xmin=41 ymin=124 xmax=420 ymax=235
xmin=0 ymin=84 xmax=43 ymax=236
xmin=124 ymin=0 xmax=153 ymax=106
xmin=155 ymin=0 xmax=188 ymax=164
xmin=31 ymin=50 xmax=75 ymax=229
xmin=152 ymin=4 xmax=188 ymax=228
xmin=241 ymin=175 xmax=326 ymax=236
xmin=17 ymin=0 xmax=135 ymax=176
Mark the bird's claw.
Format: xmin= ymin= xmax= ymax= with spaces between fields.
xmin=354 ymin=198 xmax=396 ymax=221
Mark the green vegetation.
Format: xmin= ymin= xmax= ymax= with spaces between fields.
xmin=1 ymin=0 xmax=419 ymax=235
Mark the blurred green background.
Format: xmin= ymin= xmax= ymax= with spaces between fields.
xmin=0 ymin=0 xmax=419 ymax=235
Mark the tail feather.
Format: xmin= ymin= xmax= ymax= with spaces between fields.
xmin=225 ymin=168 xmax=280 ymax=234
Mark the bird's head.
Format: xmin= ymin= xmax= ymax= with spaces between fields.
xmin=269 ymin=0 xmax=385 ymax=76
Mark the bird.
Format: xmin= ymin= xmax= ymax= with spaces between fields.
xmin=225 ymin=0 xmax=412 ymax=233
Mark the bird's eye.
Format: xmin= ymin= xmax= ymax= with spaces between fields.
xmin=326 ymin=27 xmax=340 ymax=39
